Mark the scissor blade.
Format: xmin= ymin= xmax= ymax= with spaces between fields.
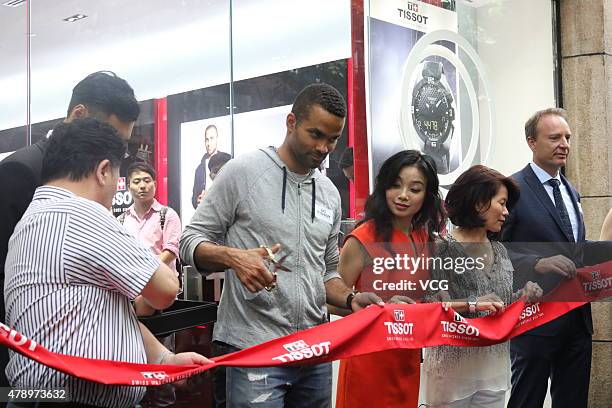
xmin=273 ymin=254 xmax=292 ymax=272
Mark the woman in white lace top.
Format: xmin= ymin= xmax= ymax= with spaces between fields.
xmin=423 ymin=165 xmax=542 ymax=408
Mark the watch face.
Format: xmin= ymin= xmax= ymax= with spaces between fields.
xmin=412 ymin=81 xmax=453 ymax=144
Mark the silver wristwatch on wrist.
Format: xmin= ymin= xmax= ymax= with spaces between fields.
xmin=467 ymin=295 xmax=478 ymax=313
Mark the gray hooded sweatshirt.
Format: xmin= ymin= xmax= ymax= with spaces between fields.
xmin=180 ymin=146 xmax=342 ymax=349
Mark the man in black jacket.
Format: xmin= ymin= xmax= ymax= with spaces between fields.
xmin=191 ymin=124 xmax=230 ymax=208
xmin=0 ymin=71 xmax=139 ymax=387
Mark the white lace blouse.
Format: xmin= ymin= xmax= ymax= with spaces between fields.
xmin=422 ymin=235 xmax=513 ymax=405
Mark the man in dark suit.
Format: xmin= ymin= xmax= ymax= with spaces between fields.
xmin=0 ymin=71 xmax=139 ymax=387
xmin=191 ymin=124 xmax=231 ymax=208
xmin=501 ymin=108 xmax=592 ymax=408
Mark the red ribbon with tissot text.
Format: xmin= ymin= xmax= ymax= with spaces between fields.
xmin=1 ymin=261 xmax=611 ymax=386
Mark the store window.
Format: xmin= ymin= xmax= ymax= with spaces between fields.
xmin=0 ymin=1 xmax=565 ymax=407
xmin=1 ymin=0 xmax=557 ymax=212
xmin=0 ymin=0 xmax=352 ymax=217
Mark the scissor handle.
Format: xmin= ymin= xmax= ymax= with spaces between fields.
xmin=260 ymin=245 xmax=276 ymax=262
xmin=264 ymin=273 xmax=278 ymax=291
xmin=260 ymin=244 xmax=292 ymax=276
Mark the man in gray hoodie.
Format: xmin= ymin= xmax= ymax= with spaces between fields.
xmin=180 ymin=83 xmax=382 ymax=407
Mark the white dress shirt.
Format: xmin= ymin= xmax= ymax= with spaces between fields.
xmin=529 ymin=162 xmax=579 ymax=241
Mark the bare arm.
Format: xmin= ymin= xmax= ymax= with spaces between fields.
xmin=325 ymin=277 xmax=383 ymax=312
xmin=160 ymin=209 xmax=181 ymax=267
xmin=133 ymin=295 xmax=156 ymax=316
xmin=140 ymin=322 xmax=168 ymax=363
xmin=328 ymin=237 xmax=368 ymax=316
xmin=159 ymin=250 xmax=177 ymax=267
xmin=338 ymin=237 xmax=368 ymax=288
xmin=140 ymin=262 xmax=180 ymax=310
xmin=600 ymin=209 xmax=612 ymax=240
xmin=134 ymin=255 xmax=180 ymax=316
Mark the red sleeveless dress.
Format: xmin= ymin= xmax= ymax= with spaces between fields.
xmin=335 ymin=220 xmax=429 ymax=408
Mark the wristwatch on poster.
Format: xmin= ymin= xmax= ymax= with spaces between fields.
xmin=467 ymin=295 xmax=478 ymax=314
xmin=411 ymin=60 xmax=455 ymax=173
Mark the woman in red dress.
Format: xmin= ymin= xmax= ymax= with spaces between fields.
xmin=335 ymin=150 xmax=446 ymax=408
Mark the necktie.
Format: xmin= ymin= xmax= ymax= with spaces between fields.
xmin=547 ymin=178 xmax=574 ymax=241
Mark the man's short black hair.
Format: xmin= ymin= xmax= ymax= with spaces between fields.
xmin=127 ymin=161 xmax=156 ymax=183
xmin=67 ymin=71 xmax=140 ymax=123
xmin=338 ymin=147 xmax=353 ymax=170
xmin=291 ymin=83 xmax=347 ymax=123
xmin=42 ymin=118 xmax=127 ymax=184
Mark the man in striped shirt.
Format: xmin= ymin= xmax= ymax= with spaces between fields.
xmin=4 ymin=118 xmax=210 ymax=408
xmin=0 ymin=71 xmax=140 ymax=387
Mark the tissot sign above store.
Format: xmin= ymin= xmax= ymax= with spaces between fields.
xmin=366 ymin=0 xmax=494 ymax=187
xmin=396 ymin=2 xmax=430 ymax=25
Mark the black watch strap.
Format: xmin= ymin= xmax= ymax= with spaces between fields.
xmin=346 ymin=291 xmax=358 ymax=311
xmin=422 ymin=60 xmax=443 ymax=80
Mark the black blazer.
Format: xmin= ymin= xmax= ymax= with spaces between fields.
xmin=191 ymin=151 xmax=231 ymax=209
xmin=0 ymin=137 xmax=48 ymax=386
xmin=0 ymin=138 xmax=48 ymax=283
xmin=501 ymin=164 xmax=592 ymax=335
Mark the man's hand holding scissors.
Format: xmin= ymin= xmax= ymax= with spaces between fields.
xmin=226 ymin=244 xmax=282 ymax=293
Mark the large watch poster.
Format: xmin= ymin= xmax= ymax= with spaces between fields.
xmin=365 ymin=0 xmax=494 ymax=188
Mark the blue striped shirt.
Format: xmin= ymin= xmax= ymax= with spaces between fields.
xmin=4 ymin=186 xmax=160 ymax=407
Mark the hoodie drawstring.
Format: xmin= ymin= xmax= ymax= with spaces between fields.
xmin=281 ymin=166 xmax=287 ymax=213
xmin=311 ymin=177 xmax=316 ymax=222
xmin=280 ymin=163 xmax=316 ymax=222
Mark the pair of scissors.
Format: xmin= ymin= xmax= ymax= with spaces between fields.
xmin=260 ymin=245 xmax=292 ymax=291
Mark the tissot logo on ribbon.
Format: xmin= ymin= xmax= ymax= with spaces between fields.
xmin=519 ymin=303 xmax=542 ymax=322
xmin=583 ymin=269 xmax=612 ymax=293
xmin=441 ymin=313 xmax=480 ymax=338
xmin=0 ymin=261 xmax=609 ymax=387
xmin=283 ymin=340 xmax=308 ymax=352
xmin=0 ymin=322 xmax=37 ymax=351
xmin=141 ymin=371 xmax=169 ymax=380
xmin=272 ymin=339 xmax=331 ymax=363
xmin=384 ymin=309 xmax=414 ymax=337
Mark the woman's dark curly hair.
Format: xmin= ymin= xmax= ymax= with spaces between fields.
xmin=360 ymin=150 xmax=446 ymax=242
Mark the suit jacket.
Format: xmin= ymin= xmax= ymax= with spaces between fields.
xmin=0 ymin=138 xmax=48 ymax=282
xmin=501 ymin=164 xmax=592 ymax=335
xmin=0 ymin=137 xmax=48 ymax=386
xmin=191 ymin=151 xmax=231 ymax=209
xmin=192 ymin=154 xmax=211 ymax=209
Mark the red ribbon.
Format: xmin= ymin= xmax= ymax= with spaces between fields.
xmin=1 ymin=261 xmax=610 ymax=386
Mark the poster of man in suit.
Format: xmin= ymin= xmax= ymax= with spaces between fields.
xmin=191 ymin=123 xmax=231 ymax=209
